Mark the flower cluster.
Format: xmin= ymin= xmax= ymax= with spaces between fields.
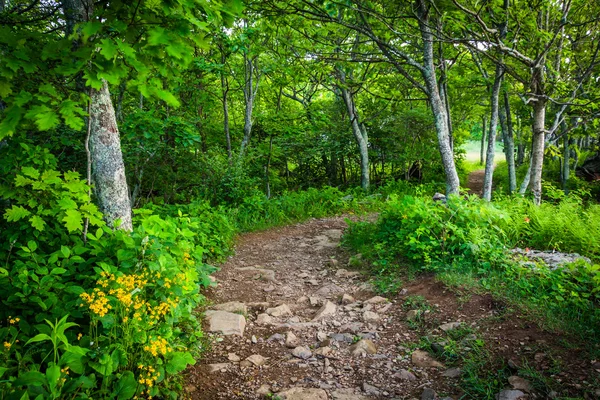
xmin=80 ymin=289 xmax=111 ymax=317
xmin=143 ymin=336 xmax=171 ymax=357
xmin=8 ymin=316 xmax=20 ymax=324
xmin=137 ymin=364 xmax=160 ymax=387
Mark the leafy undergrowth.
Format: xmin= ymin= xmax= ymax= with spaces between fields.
xmin=342 ymin=193 xmax=600 ymax=343
xmin=0 ymin=146 xmax=393 ymax=398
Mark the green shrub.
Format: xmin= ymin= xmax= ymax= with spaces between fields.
xmin=0 ymin=144 xmax=233 ymax=399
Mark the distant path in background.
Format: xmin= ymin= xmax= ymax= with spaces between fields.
xmin=466 ymin=168 xmax=485 ymax=196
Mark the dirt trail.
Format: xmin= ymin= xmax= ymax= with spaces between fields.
xmin=466 ymin=169 xmax=485 ymax=196
xmin=185 ymin=216 xmax=592 ymax=400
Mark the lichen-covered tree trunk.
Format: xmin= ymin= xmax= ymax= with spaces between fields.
xmin=90 ymin=80 xmax=133 ymax=231
xmin=562 ymin=126 xmax=570 ymax=194
xmin=480 ymin=116 xmax=486 ymax=165
xmin=417 ymin=1 xmax=459 ymax=195
xmin=482 ymin=64 xmax=503 ymax=201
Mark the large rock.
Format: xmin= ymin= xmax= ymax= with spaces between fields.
xmin=278 ymin=387 xmax=328 ymax=400
xmin=313 ymin=300 xmax=337 ymax=320
xmin=411 ymin=350 xmax=444 ymax=368
xmin=363 ymin=310 xmax=380 ymax=323
xmin=205 ymin=310 xmax=246 ymax=336
xmin=256 ymin=313 xmax=274 ymax=325
xmin=291 ymin=346 xmax=312 ymax=360
xmin=349 ymin=339 xmax=377 ymax=356
xmin=266 ymin=304 xmax=292 ymax=317
xmin=211 ymin=301 xmax=247 ymax=315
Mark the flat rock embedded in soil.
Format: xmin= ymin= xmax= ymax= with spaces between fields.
xmin=204 ymin=310 xmax=246 ymax=336
xmin=331 ymin=388 xmax=371 ymax=399
xmin=496 ymin=390 xmax=526 ymax=400
xmin=349 ymin=339 xmax=377 ymax=355
xmin=312 ymin=300 xmax=337 ymax=320
xmin=411 ymin=350 xmax=444 ymax=368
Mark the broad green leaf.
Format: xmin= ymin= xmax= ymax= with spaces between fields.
xmin=25 ymin=333 xmax=52 ymax=345
xmin=62 ymin=209 xmax=83 ymax=232
xmin=100 ymin=38 xmax=119 ymax=60
xmin=25 ymin=105 xmax=60 ymax=131
xmin=4 ymin=205 xmax=31 ymax=222
xmin=165 ymin=351 xmax=195 ymax=374
xmin=114 ymin=371 xmax=137 ymax=400
xmin=30 ymin=215 xmax=45 ymax=231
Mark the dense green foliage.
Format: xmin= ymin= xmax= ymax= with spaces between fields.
xmin=343 ymin=193 xmax=600 ymax=339
xmin=2 ymin=0 xmax=600 ymax=397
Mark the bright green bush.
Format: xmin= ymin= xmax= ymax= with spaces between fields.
xmin=0 ymin=144 xmax=233 ymax=399
xmin=343 ymin=193 xmax=600 ymax=339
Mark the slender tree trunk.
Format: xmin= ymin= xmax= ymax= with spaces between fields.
xmin=502 ymin=91 xmax=517 ymax=192
xmin=530 ymin=97 xmax=547 ymax=205
xmin=516 ymin=114 xmax=525 ymax=166
xmin=519 ymin=159 xmax=532 ymax=195
xmin=562 ymin=126 xmax=570 ymax=194
xmin=482 ymin=64 xmax=503 ymax=201
xmin=90 ymin=81 xmax=133 ymax=230
xmin=221 ymin=52 xmax=232 ymax=162
xmin=338 ymin=73 xmax=369 ymax=191
xmin=480 ymin=116 xmax=487 ymax=165
xmin=418 ymin=4 xmax=459 ymax=195
xmin=239 ymin=52 xmax=259 ymax=159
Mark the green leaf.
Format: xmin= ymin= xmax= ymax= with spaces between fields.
xmin=100 ymin=38 xmax=119 ymax=60
xmin=4 ymin=205 xmax=31 ymax=222
xmin=14 ymin=371 xmax=46 ymax=387
xmin=30 ymin=215 xmax=46 ymax=231
xmin=46 ymin=364 xmax=61 ymax=393
xmin=61 ymin=351 xmax=85 ymax=374
xmin=25 ymin=333 xmax=51 ymax=345
xmin=62 ymin=209 xmax=83 ymax=232
xmin=27 ymin=240 xmax=38 ymax=252
xmin=61 ymin=245 xmax=71 ymax=258
xmin=0 ymin=367 xmax=9 ymax=379
xmin=0 ymin=105 xmax=23 ymax=139
xmin=50 ymin=268 xmax=67 ymax=275
xmin=114 ymin=371 xmax=137 ymax=400
xmin=166 ymin=351 xmax=195 ymax=375
xmin=25 ymin=105 xmax=60 ymax=131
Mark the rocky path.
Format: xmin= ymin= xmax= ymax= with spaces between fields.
xmin=184 ymin=216 xmax=592 ymax=400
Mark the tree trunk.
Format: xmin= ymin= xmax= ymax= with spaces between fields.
xmin=90 ymin=81 xmax=133 ymax=230
xmin=239 ymin=51 xmax=259 ymax=159
xmin=519 ymin=158 xmax=532 ymax=195
xmin=338 ymin=73 xmax=370 ymax=191
xmin=530 ymin=98 xmax=547 ymax=205
xmin=480 ymin=116 xmax=486 ymax=165
xmin=63 ymin=0 xmax=132 ymax=230
xmin=562 ymin=126 xmax=570 ymax=194
xmin=221 ymin=51 xmax=232 ymax=162
xmin=482 ymin=64 xmax=503 ymax=201
xmin=418 ymin=3 xmax=459 ymax=195
xmin=516 ymin=114 xmax=525 ymax=166
xmin=502 ymin=91 xmax=517 ymax=192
